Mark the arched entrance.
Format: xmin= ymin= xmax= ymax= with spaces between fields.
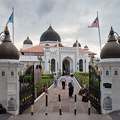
xmin=62 ymin=57 xmax=73 ymax=74
xmin=63 ymin=59 xmax=70 ymax=74
xmin=51 ymin=58 xmax=55 ymax=73
xmin=79 ymin=59 xmax=83 ymax=72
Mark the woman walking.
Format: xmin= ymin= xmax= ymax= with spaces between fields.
xmin=53 ymin=73 xmax=58 ymax=88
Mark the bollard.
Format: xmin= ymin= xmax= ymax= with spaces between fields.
xmin=31 ymin=105 xmax=33 ymax=115
xmin=58 ymin=94 xmax=62 ymax=115
xmin=88 ymin=100 xmax=90 ymax=115
xmin=74 ymin=94 xmax=77 ymax=115
xmin=45 ymin=94 xmax=48 ymax=115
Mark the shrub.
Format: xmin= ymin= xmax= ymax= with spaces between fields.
xmin=74 ymin=72 xmax=89 ymax=88
xmin=34 ymin=75 xmax=53 ymax=96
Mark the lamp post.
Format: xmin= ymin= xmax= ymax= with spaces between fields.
xmin=77 ymin=62 xmax=79 ymax=71
xmin=37 ymin=55 xmax=42 ymax=72
xmin=91 ymin=56 xmax=94 ymax=65
xmin=84 ymin=59 xmax=86 ymax=76
xmin=48 ymin=59 xmax=51 ymax=75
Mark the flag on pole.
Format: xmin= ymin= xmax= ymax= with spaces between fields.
xmin=7 ymin=12 xmax=13 ymax=24
xmin=3 ymin=12 xmax=13 ymax=32
xmin=88 ymin=16 xmax=99 ymax=28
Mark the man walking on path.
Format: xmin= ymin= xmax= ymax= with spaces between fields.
xmin=68 ymin=74 xmax=74 ymax=97
xmin=59 ymin=74 xmax=66 ymax=89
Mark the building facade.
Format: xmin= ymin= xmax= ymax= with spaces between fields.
xmin=20 ymin=25 xmax=96 ymax=74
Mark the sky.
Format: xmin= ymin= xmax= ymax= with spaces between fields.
xmin=0 ymin=0 xmax=120 ymax=57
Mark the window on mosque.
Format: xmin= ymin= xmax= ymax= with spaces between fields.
xmin=114 ymin=70 xmax=118 ymax=75
xmin=11 ymin=71 xmax=14 ymax=76
xmin=106 ymin=70 xmax=109 ymax=75
xmin=2 ymin=71 xmax=5 ymax=76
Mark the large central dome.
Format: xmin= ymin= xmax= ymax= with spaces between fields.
xmin=40 ymin=25 xmax=61 ymax=42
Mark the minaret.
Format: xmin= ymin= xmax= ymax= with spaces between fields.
xmin=0 ymin=26 xmax=24 ymax=115
xmin=97 ymin=27 xmax=120 ymax=114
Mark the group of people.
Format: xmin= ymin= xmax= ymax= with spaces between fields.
xmin=53 ymin=73 xmax=74 ymax=97
xmin=43 ymin=73 xmax=89 ymax=100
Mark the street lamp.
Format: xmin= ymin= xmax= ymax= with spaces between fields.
xmin=91 ymin=56 xmax=94 ymax=64
xmin=37 ymin=55 xmax=42 ymax=72
xmin=77 ymin=62 xmax=79 ymax=71
xmin=48 ymin=59 xmax=51 ymax=75
xmin=84 ymin=59 xmax=86 ymax=76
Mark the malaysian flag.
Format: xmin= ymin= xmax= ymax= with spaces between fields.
xmin=88 ymin=16 xmax=99 ymax=28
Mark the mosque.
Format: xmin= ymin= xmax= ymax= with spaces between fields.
xmin=0 ymin=24 xmax=120 ymax=115
xmin=19 ymin=25 xmax=96 ymax=74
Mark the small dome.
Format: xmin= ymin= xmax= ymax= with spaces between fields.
xmin=23 ymin=36 xmax=33 ymax=45
xmin=40 ymin=26 xmax=61 ymax=42
xmin=100 ymin=27 xmax=120 ymax=59
xmin=0 ymin=26 xmax=20 ymax=60
xmin=45 ymin=43 xmax=50 ymax=46
xmin=73 ymin=40 xmax=81 ymax=47
xmin=84 ymin=45 xmax=88 ymax=49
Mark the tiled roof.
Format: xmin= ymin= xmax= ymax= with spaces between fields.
xmin=20 ymin=45 xmax=44 ymax=53
xmin=20 ymin=45 xmax=96 ymax=55
xmin=88 ymin=51 xmax=97 ymax=55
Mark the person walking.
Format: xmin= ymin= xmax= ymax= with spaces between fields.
xmin=68 ymin=74 xmax=74 ymax=97
xmin=53 ymin=73 xmax=58 ymax=88
xmin=42 ymin=84 xmax=48 ymax=93
xmin=60 ymin=74 xmax=66 ymax=89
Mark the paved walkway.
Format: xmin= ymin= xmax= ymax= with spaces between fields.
xmin=3 ymin=75 xmax=116 ymax=120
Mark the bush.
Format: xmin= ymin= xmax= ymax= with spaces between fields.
xmin=74 ymin=72 xmax=89 ymax=88
xmin=34 ymin=75 xmax=53 ymax=96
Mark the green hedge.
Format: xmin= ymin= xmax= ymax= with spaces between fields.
xmin=34 ymin=75 xmax=53 ymax=96
xmin=74 ymin=72 xmax=89 ymax=88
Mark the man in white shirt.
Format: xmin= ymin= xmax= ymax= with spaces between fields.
xmin=60 ymin=74 xmax=66 ymax=89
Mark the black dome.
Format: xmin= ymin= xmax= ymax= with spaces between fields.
xmin=100 ymin=27 xmax=120 ymax=59
xmin=40 ymin=26 xmax=61 ymax=42
xmin=73 ymin=40 xmax=81 ymax=47
xmin=23 ymin=36 xmax=33 ymax=45
xmin=45 ymin=43 xmax=49 ymax=46
xmin=0 ymin=26 xmax=20 ymax=60
xmin=84 ymin=45 xmax=88 ymax=49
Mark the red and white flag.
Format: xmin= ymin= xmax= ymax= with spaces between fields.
xmin=88 ymin=16 xmax=99 ymax=28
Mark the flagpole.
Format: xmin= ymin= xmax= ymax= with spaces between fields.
xmin=97 ymin=11 xmax=101 ymax=51
xmin=12 ymin=7 xmax=14 ymax=44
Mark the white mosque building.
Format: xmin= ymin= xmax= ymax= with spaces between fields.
xmin=19 ymin=25 xmax=96 ymax=74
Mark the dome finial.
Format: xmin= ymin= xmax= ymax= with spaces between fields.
xmin=4 ymin=25 xmax=9 ymax=36
xmin=109 ymin=26 xmax=114 ymax=36
xmin=3 ymin=26 xmax=11 ymax=42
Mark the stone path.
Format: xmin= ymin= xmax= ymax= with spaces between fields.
xmin=1 ymin=75 xmax=119 ymax=120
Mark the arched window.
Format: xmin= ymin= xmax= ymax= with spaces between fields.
xmin=2 ymin=71 xmax=5 ymax=76
xmin=51 ymin=59 xmax=55 ymax=72
xmin=106 ymin=70 xmax=109 ymax=75
xmin=114 ymin=70 xmax=118 ymax=75
xmin=11 ymin=71 xmax=14 ymax=76
xmin=79 ymin=59 xmax=83 ymax=72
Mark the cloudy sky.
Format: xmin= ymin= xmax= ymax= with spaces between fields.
xmin=0 ymin=0 xmax=120 ymax=57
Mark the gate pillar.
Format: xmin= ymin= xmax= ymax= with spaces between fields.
xmin=0 ymin=60 xmax=24 ymax=115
